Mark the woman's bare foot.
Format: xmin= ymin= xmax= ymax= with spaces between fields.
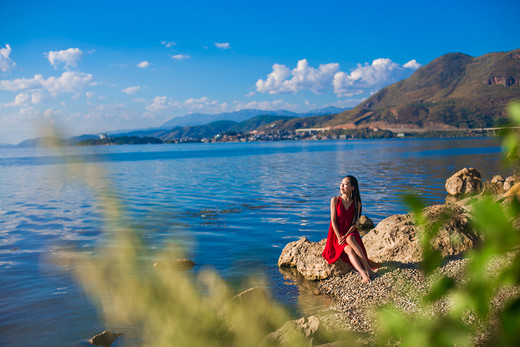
xmin=361 ymin=274 xmax=371 ymax=283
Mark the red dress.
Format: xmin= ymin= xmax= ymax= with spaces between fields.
xmin=322 ymin=197 xmax=369 ymax=265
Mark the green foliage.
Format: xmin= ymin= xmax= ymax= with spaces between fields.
xmin=374 ymin=101 xmax=520 ymax=346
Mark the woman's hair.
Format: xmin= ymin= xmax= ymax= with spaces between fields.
xmin=345 ymin=175 xmax=362 ymax=221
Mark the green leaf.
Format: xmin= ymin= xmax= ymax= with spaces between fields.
xmin=425 ymin=276 xmax=456 ymax=303
xmin=507 ymin=102 xmax=520 ymax=125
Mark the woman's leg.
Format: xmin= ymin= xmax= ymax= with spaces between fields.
xmin=346 ymin=234 xmax=376 ymax=277
xmin=343 ymin=245 xmax=370 ymax=283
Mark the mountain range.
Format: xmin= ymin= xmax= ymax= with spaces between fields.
xmin=324 ymin=48 xmax=520 ymax=130
xmin=159 ymin=106 xmax=345 ymax=128
xmin=12 ymin=48 xmax=520 ymax=146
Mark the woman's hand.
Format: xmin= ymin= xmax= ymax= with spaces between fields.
xmin=338 ymin=234 xmax=347 ymax=245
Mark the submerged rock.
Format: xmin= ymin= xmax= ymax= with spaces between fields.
xmin=261 ymin=316 xmax=329 ymax=346
xmin=445 ymin=167 xmax=482 ymax=196
xmin=363 ymin=204 xmax=480 ymax=263
xmin=89 ymin=330 xmax=122 ymax=347
xmin=153 ymin=258 xmax=196 ymax=271
xmin=278 ymin=237 xmax=352 ymax=280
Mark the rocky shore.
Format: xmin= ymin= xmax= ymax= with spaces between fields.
xmin=276 ymin=168 xmax=520 ymax=344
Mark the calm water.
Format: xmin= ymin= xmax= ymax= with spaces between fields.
xmin=0 ymin=138 xmax=509 ymax=345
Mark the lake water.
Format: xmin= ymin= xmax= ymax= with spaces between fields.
xmin=0 ymin=137 xmax=509 ymax=345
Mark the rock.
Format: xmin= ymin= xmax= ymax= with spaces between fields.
xmin=89 ymin=330 xmax=122 ymax=346
xmin=278 ymin=237 xmax=352 ymax=280
xmin=501 ymin=182 xmax=520 ymax=201
xmin=483 ymin=175 xmax=505 ymax=195
xmin=153 ymin=258 xmax=195 ymax=271
xmin=363 ymin=204 xmax=480 ymax=263
xmin=445 ymin=168 xmax=482 ymax=196
xmin=261 ymin=316 xmax=328 ymax=346
xmin=358 ymin=215 xmax=374 ymax=230
xmin=491 ymin=175 xmax=505 ymax=185
xmin=503 ymin=176 xmax=517 ymax=192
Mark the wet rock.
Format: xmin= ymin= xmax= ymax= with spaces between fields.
xmin=153 ymin=258 xmax=195 ymax=271
xmin=445 ymin=168 xmax=482 ymax=196
xmin=363 ymin=204 xmax=480 ymax=263
xmin=278 ymin=237 xmax=352 ymax=280
xmin=88 ymin=330 xmax=122 ymax=347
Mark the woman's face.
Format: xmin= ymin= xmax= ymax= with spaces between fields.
xmin=340 ymin=178 xmax=353 ymax=196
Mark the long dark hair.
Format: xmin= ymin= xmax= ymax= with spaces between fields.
xmin=345 ymin=175 xmax=362 ymax=221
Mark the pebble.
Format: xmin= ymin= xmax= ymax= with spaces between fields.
xmin=311 ymin=254 xmax=519 ymax=340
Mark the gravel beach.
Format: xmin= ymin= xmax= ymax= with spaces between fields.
xmin=309 ymin=254 xmax=519 ymax=344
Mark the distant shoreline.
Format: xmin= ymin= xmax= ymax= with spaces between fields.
xmin=2 ymin=129 xmax=496 ymax=148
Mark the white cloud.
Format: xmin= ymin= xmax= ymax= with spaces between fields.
xmin=46 ymin=48 xmax=83 ymax=69
xmin=256 ymin=59 xmax=339 ymax=94
xmin=214 ymin=42 xmax=230 ymax=49
xmin=171 ymin=54 xmax=190 ymax=60
xmin=333 ymin=58 xmax=421 ymax=97
xmin=137 ymin=61 xmax=150 ymax=68
xmin=121 ymin=86 xmax=141 ymax=95
xmin=146 ymin=96 xmax=170 ymax=112
xmin=86 ymin=91 xmax=95 ymax=98
xmin=256 ymin=58 xmax=421 ymax=97
xmin=43 ymin=108 xmax=62 ymax=118
xmin=4 ymin=93 xmax=30 ymax=107
xmin=161 ymin=41 xmax=176 ymax=48
xmin=0 ymin=71 xmax=94 ymax=98
xmin=256 ymin=64 xmax=291 ymax=94
xmin=403 ymin=59 xmax=422 ymax=70
xmin=0 ymin=44 xmax=16 ymax=72
xmin=42 ymin=71 xmax=95 ymax=93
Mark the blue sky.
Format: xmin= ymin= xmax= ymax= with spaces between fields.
xmin=0 ymin=0 xmax=519 ymax=143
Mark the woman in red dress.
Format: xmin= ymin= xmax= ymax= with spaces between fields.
xmin=322 ymin=175 xmax=376 ymax=283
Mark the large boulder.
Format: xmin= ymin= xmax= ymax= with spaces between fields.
xmin=363 ymin=204 xmax=480 ymax=263
xmin=278 ymin=237 xmax=352 ymax=280
xmin=445 ymin=168 xmax=482 ymax=196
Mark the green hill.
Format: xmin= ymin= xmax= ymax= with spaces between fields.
xmin=325 ymin=48 xmax=520 ymax=129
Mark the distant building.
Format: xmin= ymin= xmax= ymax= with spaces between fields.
xmin=99 ymin=133 xmax=108 ymax=139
